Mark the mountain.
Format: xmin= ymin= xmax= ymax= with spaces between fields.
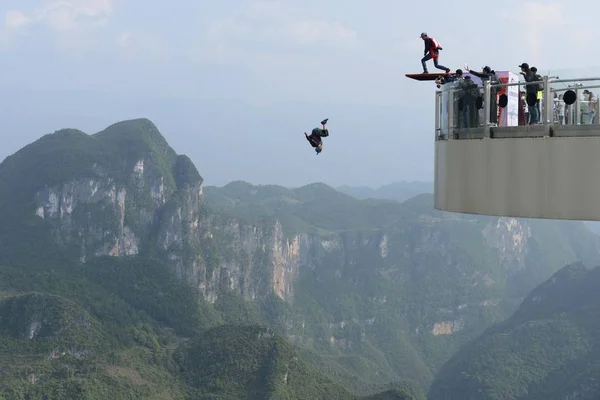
xmin=202 ymin=181 xmax=600 ymax=391
xmin=1 ymin=117 xmax=600 ymax=398
xmin=336 ymin=182 xmax=434 ymax=203
xmin=428 ymin=262 xmax=600 ymax=400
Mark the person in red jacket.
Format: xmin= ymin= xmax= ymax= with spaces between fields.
xmin=420 ymin=32 xmax=450 ymax=74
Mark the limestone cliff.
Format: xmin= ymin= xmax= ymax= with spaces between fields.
xmin=8 ymin=119 xmax=303 ymax=307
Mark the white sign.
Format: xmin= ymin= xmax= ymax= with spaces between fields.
xmin=496 ymin=71 xmax=519 ymax=126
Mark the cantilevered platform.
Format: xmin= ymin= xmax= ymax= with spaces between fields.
xmin=406 ymin=72 xmax=451 ymax=81
xmin=433 ymin=73 xmax=600 ymax=221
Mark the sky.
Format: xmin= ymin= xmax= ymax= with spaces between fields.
xmin=1 ymin=0 xmax=600 ymax=188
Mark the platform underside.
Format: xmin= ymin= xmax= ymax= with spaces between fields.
xmin=405 ymin=72 xmax=452 ymax=81
xmin=434 ymin=130 xmax=600 ymax=222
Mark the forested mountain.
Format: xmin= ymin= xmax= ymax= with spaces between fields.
xmin=429 ymin=262 xmax=600 ymax=400
xmin=0 ymin=118 xmax=598 ymax=398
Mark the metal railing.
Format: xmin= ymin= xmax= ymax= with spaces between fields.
xmin=435 ymin=75 xmax=600 ymax=141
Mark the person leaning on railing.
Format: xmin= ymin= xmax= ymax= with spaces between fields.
xmin=435 ymin=69 xmax=463 ymax=88
xmin=465 ymin=65 xmax=501 ymax=125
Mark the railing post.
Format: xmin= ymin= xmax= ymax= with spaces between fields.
xmin=447 ymin=87 xmax=455 ymax=140
xmin=543 ymin=75 xmax=553 ymax=135
xmin=575 ymin=86 xmax=581 ymax=125
xmin=435 ymin=91 xmax=441 ymax=139
xmin=483 ymin=80 xmax=491 ymax=138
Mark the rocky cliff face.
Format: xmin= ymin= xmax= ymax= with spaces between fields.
xmin=35 ymin=177 xmax=136 ymax=261
xmin=20 ymin=120 xmax=304 ymax=307
xmin=29 ymin=169 xmax=538 ymax=314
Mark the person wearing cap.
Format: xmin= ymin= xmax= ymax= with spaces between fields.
xmin=466 ymin=65 xmax=501 ymax=125
xmin=420 ymin=32 xmax=450 ymax=74
xmin=519 ymin=63 xmax=539 ymax=124
xmin=435 ymin=69 xmax=463 ymax=88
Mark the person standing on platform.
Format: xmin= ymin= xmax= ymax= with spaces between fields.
xmin=519 ymin=63 xmax=539 ymax=124
xmin=531 ymin=67 xmax=543 ymax=119
xmin=420 ymin=32 xmax=451 ymax=74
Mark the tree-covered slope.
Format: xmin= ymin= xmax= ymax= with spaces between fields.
xmin=176 ymin=324 xmax=353 ymax=399
xmin=0 ymin=258 xmax=426 ymax=399
xmin=0 ymin=253 xmax=371 ymax=399
xmin=0 ymin=260 xmax=193 ymax=399
xmin=428 ymin=262 xmax=600 ymax=400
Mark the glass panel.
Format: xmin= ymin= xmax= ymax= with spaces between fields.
xmin=505 ymin=81 xmax=532 ymax=127
xmin=549 ymin=88 xmax=600 ymax=126
xmin=491 ymin=79 xmax=545 ymax=127
xmin=438 ymin=78 xmax=484 ymax=139
xmin=435 ymin=91 xmax=445 ymax=140
xmin=545 ymin=68 xmax=600 ymax=126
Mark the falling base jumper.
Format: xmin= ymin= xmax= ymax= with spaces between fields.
xmin=406 ymin=32 xmax=452 ymax=81
xmin=305 ymin=119 xmax=329 ymax=155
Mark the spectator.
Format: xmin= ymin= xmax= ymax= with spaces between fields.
xmin=519 ymin=63 xmax=539 ymax=124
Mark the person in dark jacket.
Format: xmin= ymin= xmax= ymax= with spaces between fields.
xmin=304 ymin=119 xmax=329 ymax=154
xmin=519 ymin=63 xmax=539 ymax=124
xmin=459 ymin=76 xmax=479 ymax=128
xmin=435 ymin=69 xmax=463 ymax=88
xmin=467 ymin=65 xmax=500 ymax=124
xmin=530 ymin=67 xmax=543 ymax=118
xmin=420 ymin=32 xmax=450 ymax=74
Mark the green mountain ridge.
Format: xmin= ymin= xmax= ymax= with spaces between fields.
xmin=0 ymin=119 xmax=179 ymax=205
xmin=203 ymin=180 xmax=413 ymax=235
xmin=336 ymin=182 xmax=434 ymax=203
xmin=1 ymin=118 xmax=599 ymax=398
xmin=428 ymin=262 xmax=600 ymax=400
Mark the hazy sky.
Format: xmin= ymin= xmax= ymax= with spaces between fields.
xmin=1 ymin=0 xmax=599 ymax=187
